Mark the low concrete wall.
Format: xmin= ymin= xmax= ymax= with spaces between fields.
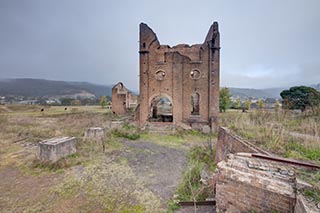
xmin=38 ymin=137 xmax=76 ymax=163
xmin=214 ymin=127 xmax=269 ymax=164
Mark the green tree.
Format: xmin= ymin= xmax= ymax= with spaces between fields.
xmin=100 ymin=96 xmax=107 ymax=108
xmin=244 ymin=100 xmax=251 ymax=110
xmin=219 ymin=87 xmax=232 ymax=112
xmin=258 ymin=99 xmax=265 ymax=110
xmin=280 ymin=86 xmax=320 ymax=112
xmin=235 ymin=98 xmax=241 ymax=109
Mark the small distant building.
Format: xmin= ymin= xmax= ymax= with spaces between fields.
xmin=111 ymin=82 xmax=138 ymax=115
xmin=46 ymin=99 xmax=61 ymax=105
xmin=18 ymin=100 xmax=38 ymax=105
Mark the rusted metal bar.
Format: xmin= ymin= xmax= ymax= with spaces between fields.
xmin=178 ymin=200 xmax=216 ymax=206
xmin=251 ymin=153 xmax=320 ymax=169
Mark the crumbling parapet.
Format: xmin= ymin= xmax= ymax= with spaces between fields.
xmin=216 ymin=153 xmax=296 ymax=213
xmin=111 ymin=82 xmax=138 ymax=115
xmin=38 ymin=137 xmax=76 ymax=163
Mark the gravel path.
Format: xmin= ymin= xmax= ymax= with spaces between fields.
xmin=119 ymin=139 xmax=216 ymax=213
xmin=120 ymin=139 xmax=188 ymax=201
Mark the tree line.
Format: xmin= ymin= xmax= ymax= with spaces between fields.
xmin=219 ymin=86 xmax=320 ymax=113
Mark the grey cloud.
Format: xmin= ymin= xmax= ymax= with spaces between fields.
xmin=0 ymin=0 xmax=320 ymax=90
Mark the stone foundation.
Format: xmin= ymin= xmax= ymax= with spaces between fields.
xmin=84 ymin=127 xmax=105 ymax=141
xmin=38 ymin=137 xmax=76 ymax=163
xmin=216 ymin=154 xmax=296 ymax=213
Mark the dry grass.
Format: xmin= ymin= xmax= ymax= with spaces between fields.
xmin=1 ymin=105 xmax=194 ymax=212
xmin=219 ymin=109 xmax=320 ymax=163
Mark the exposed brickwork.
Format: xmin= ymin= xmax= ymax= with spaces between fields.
xmin=138 ymin=22 xmax=220 ymax=129
xmin=112 ymin=82 xmax=137 ymax=115
xmin=215 ymin=127 xmax=269 ymax=163
xmin=216 ymin=154 xmax=296 ymax=213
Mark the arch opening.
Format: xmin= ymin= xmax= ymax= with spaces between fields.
xmin=191 ymin=93 xmax=200 ymax=115
xmin=149 ymin=96 xmax=173 ymax=122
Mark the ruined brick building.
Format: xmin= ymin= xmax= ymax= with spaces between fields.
xmin=138 ymin=22 xmax=220 ymax=129
xmin=111 ymin=82 xmax=138 ymax=115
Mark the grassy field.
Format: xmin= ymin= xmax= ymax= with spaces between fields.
xmin=0 ymin=105 xmax=211 ymax=212
xmin=1 ymin=105 xmax=319 ymax=212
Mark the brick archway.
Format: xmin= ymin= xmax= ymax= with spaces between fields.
xmin=148 ymin=93 xmax=173 ymax=122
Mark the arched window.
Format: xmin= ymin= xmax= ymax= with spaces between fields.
xmin=191 ymin=93 xmax=200 ymax=115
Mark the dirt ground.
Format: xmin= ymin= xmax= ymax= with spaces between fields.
xmin=0 ymin=106 xmax=214 ymax=212
xmin=119 ymin=139 xmax=188 ymax=202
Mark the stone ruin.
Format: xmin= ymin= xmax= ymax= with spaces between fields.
xmin=213 ymin=127 xmax=320 ymax=213
xmin=84 ymin=127 xmax=105 ymax=141
xmin=216 ymin=153 xmax=296 ymax=212
xmin=138 ymin=22 xmax=220 ymax=130
xmin=111 ymin=82 xmax=138 ymax=115
xmin=38 ymin=137 xmax=76 ymax=163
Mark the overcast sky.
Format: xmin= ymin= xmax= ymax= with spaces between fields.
xmin=0 ymin=0 xmax=319 ymax=90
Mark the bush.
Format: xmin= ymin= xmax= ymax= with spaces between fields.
xmin=174 ymin=145 xmax=215 ymax=203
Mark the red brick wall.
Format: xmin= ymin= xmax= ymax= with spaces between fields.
xmin=138 ymin=23 xmax=220 ymax=128
xmin=111 ymin=83 xmax=127 ymax=115
xmin=215 ymin=127 xmax=269 ymax=163
xmin=216 ymin=179 xmax=295 ymax=213
xmin=215 ymin=154 xmax=296 ymax=213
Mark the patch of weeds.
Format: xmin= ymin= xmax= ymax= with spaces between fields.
xmin=189 ymin=129 xmax=203 ymax=136
xmin=167 ymin=199 xmax=180 ymax=212
xmin=118 ymin=157 xmax=128 ymax=165
xmin=284 ymin=139 xmax=320 ymax=162
xmin=189 ymin=146 xmax=216 ymax=171
xmin=238 ymin=130 xmax=256 ymax=140
xmin=31 ymin=153 xmax=81 ymax=172
xmin=297 ymin=170 xmax=320 ymax=200
xmin=173 ymin=144 xmax=215 ymax=205
xmin=51 ymin=176 xmax=81 ymax=198
xmin=112 ymin=125 xmax=141 ymax=140
xmin=303 ymin=189 xmax=320 ymax=203
xmin=60 ymin=160 xmax=163 ymax=212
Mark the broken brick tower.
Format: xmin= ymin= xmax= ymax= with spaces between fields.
xmin=138 ymin=22 xmax=220 ymax=129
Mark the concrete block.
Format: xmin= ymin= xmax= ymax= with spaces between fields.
xmin=38 ymin=137 xmax=76 ymax=163
xmin=84 ymin=127 xmax=105 ymax=141
xmin=201 ymin=125 xmax=211 ymax=134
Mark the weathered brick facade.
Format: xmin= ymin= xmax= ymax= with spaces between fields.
xmin=216 ymin=154 xmax=296 ymax=213
xmin=138 ymin=22 xmax=220 ymax=128
xmin=112 ymin=82 xmax=138 ymax=115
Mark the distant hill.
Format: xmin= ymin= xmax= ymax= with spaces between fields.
xmin=0 ymin=78 xmax=318 ymax=100
xmin=228 ymin=87 xmax=284 ymax=99
xmin=0 ymin=78 xmax=112 ymax=98
xmin=228 ymin=84 xmax=320 ymax=100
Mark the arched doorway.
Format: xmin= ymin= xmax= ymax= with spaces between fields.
xmin=149 ymin=96 xmax=173 ymax=122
